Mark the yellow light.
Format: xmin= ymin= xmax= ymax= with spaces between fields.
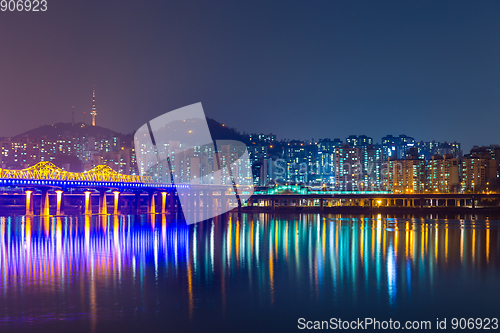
xmin=188 ymin=130 xmax=192 ymax=133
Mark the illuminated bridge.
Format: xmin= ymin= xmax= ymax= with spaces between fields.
xmin=249 ymin=184 xmax=500 ymax=212
xmin=1 ymin=162 xmax=157 ymax=189
xmin=0 ymin=162 xmax=230 ymax=216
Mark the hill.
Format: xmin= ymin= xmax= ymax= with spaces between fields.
xmin=15 ymin=122 xmax=120 ymax=140
xmin=13 ymin=118 xmax=246 ymax=143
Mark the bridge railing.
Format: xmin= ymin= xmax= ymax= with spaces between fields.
xmin=0 ymin=162 xmax=153 ymax=183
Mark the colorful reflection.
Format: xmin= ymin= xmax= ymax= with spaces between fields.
xmin=0 ymin=214 xmax=499 ymax=331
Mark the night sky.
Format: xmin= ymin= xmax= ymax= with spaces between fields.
xmin=0 ymin=0 xmax=499 ymax=152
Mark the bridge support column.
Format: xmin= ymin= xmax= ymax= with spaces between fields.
xmin=113 ymin=191 xmax=121 ymax=215
xmin=472 ymin=196 xmax=476 ymax=211
xmin=56 ymin=190 xmax=64 ymax=216
xmin=161 ymin=192 xmax=167 ymax=214
xmin=134 ymin=192 xmax=141 ymax=215
xmin=205 ymin=190 xmax=215 ymax=216
xmin=169 ymin=191 xmax=175 ymax=216
xmin=84 ymin=191 xmax=92 ymax=215
xmin=192 ymin=191 xmax=197 ymax=211
xmin=221 ymin=193 xmax=227 ymax=212
xmin=25 ymin=190 xmax=34 ymax=216
xmin=186 ymin=192 xmax=191 ymax=212
xmin=272 ymin=198 xmax=275 ymax=211
xmin=148 ymin=192 xmax=156 ymax=214
xmin=320 ymin=198 xmax=324 ymax=212
xmin=99 ymin=190 xmax=108 ymax=215
xmin=40 ymin=188 xmax=50 ymax=216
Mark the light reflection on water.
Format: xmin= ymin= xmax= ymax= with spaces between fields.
xmin=0 ymin=213 xmax=499 ymax=332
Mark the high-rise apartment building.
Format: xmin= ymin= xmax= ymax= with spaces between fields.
xmin=334 ymin=145 xmax=359 ymax=191
xmin=461 ymin=148 xmax=497 ymax=192
xmin=426 ymin=154 xmax=460 ymax=193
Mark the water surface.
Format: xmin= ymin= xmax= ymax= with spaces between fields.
xmin=0 ymin=213 xmax=499 ymax=332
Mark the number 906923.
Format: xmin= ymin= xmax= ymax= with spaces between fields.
xmin=1 ymin=0 xmax=47 ymax=11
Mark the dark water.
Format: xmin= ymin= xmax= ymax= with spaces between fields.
xmin=0 ymin=213 xmax=499 ymax=332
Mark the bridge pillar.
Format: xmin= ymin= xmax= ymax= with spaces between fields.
xmin=272 ymin=198 xmax=275 ymax=211
xmin=84 ymin=191 xmax=92 ymax=215
xmin=40 ymin=188 xmax=50 ymax=216
xmin=25 ymin=190 xmax=34 ymax=216
xmin=134 ymin=192 xmax=141 ymax=215
xmin=186 ymin=192 xmax=191 ymax=212
xmin=56 ymin=190 xmax=64 ymax=216
xmin=113 ymin=191 xmax=121 ymax=215
xmin=210 ymin=191 xmax=215 ymax=213
xmin=472 ymin=195 xmax=476 ymax=211
xmin=148 ymin=191 xmax=156 ymax=214
xmin=99 ymin=190 xmax=108 ymax=215
xmin=161 ymin=192 xmax=167 ymax=214
xmin=169 ymin=191 xmax=175 ymax=216
xmin=192 ymin=191 xmax=197 ymax=211
xmin=221 ymin=193 xmax=227 ymax=212
xmin=320 ymin=198 xmax=324 ymax=212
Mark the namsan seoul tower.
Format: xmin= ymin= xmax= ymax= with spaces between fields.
xmin=90 ymin=88 xmax=97 ymax=126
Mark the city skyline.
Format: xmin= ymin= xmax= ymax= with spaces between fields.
xmin=1 ymin=117 xmax=498 ymax=194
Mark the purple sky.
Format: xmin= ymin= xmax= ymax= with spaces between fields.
xmin=0 ymin=0 xmax=499 ymax=152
